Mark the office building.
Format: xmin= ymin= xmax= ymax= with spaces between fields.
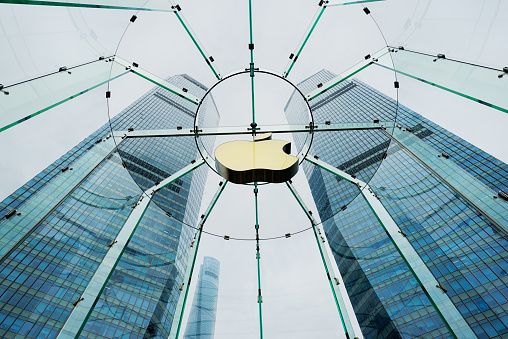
xmin=0 ymin=75 xmax=218 ymax=338
xmin=183 ymin=257 xmax=220 ymax=339
xmin=285 ymin=69 xmax=508 ymax=338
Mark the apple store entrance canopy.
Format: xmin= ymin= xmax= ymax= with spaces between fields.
xmin=0 ymin=1 xmax=507 ymax=338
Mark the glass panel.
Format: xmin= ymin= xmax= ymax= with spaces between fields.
xmin=0 ymin=137 xmax=119 ymax=260
xmin=287 ymin=65 xmax=399 ymax=224
xmin=375 ymin=48 xmax=508 ymax=113
xmin=305 ymin=47 xmax=389 ymax=101
xmin=66 ymin=163 xmax=207 ymax=337
xmin=0 ymin=148 xmax=144 ymax=338
xmin=0 ymin=0 xmax=174 ymax=11
xmin=114 ymin=11 xmax=216 ymax=89
xmin=285 ymin=181 xmax=357 ymax=336
xmin=282 ymin=1 xmax=387 ymax=86
xmin=393 ymin=70 xmax=507 ymax=165
xmin=283 ymin=5 xmax=326 ymax=78
xmin=390 ymin=128 xmax=508 ymax=232
xmin=0 ymin=5 xmax=131 ymax=85
xmin=362 ymin=1 xmax=508 ymax=68
xmin=0 ymin=59 xmax=128 ymax=132
xmin=171 ymin=10 xmax=222 ymax=80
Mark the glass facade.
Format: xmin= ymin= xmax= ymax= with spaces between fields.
xmin=0 ymin=74 xmax=218 ymax=338
xmin=183 ymin=257 xmax=220 ymax=339
xmin=285 ymin=70 xmax=508 ymax=339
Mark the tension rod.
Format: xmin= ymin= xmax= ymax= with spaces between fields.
xmin=254 ymin=183 xmax=263 ymax=339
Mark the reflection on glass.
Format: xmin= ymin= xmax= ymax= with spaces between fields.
xmin=0 ymin=58 xmax=128 ymax=132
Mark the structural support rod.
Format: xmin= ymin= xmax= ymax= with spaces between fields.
xmin=285 ymin=181 xmax=358 ymax=339
xmin=283 ymin=1 xmax=386 ymax=79
xmin=0 ymin=137 xmax=124 ymax=264
xmin=168 ymin=1 xmax=221 ymax=80
xmin=0 ymin=0 xmax=174 ymax=11
xmin=168 ymin=180 xmax=228 ymax=339
xmin=305 ymin=157 xmax=477 ymax=338
xmin=113 ymin=122 xmax=395 ymax=139
xmin=385 ymin=128 xmax=508 ymax=236
xmin=113 ymin=57 xmax=201 ymax=105
xmin=283 ymin=4 xmax=326 ymax=78
xmin=253 ymin=183 xmax=263 ymax=338
xmin=58 ymin=159 xmax=206 ymax=339
xmin=248 ymin=0 xmax=256 ymax=126
xmin=326 ymin=0 xmax=385 ymax=6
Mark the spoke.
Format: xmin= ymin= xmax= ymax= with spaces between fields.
xmin=168 ymin=1 xmax=221 ymax=80
xmin=168 ymin=180 xmax=228 ymax=339
xmin=326 ymin=0 xmax=385 ymax=6
xmin=0 ymin=0 xmax=174 ymax=11
xmin=58 ymin=159 xmax=205 ymax=338
xmin=114 ymin=57 xmax=201 ymax=105
xmin=304 ymin=156 xmax=478 ymax=338
xmin=305 ymin=47 xmax=390 ymax=101
xmin=286 ymin=181 xmax=358 ymax=338
xmin=113 ymin=121 xmax=395 ymax=138
xmin=253 ymin=183 xmax=263 ymax=338
xmin=374 ymin=47 xmax=508 ymax=114
xmin=283 ymin=4 xmax=326 ymax=78
xmin=248 ymin=0 xmax=256 ymax=126
xmin=282 ymin=0 xmax=386 ymax=78
xmin=0 ymin=57 xmax=128 ymax=133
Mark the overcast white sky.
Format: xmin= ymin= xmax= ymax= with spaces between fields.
xmin=0 ymin=0 xmax=507 ymax=338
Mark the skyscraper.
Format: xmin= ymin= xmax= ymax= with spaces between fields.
xmin=0 ymin=74 xmax=218 ymax=338
xmin=183 ymin=257 xmax=220 ymax=339
xmin=285 ymin=70 xmax=508 ymax=338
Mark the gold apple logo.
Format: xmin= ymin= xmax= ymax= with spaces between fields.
xmin=214 ymin=133 xmax=299 ymax=184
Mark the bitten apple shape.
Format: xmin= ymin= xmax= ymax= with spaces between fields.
xmin=214 ymin=136 xmax=299 ymax=184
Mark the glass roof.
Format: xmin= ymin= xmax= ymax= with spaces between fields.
xmin=0 ymin=0 xmax=507 ymax=337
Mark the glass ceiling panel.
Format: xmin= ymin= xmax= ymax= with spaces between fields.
xmin=388 ymin=66 xmax=508 ymax=164
xmin=0 ymin=4 xmax=132 ymax=85
xmin=305 ymin=47 xmax=389 ymax=101
xmin=362 ymin=0 xmax=508 ymax=67
xmin=282 ymin=1 xmax=387 ymax=85
xmin=0 ymin=0 xmax=174 ymax=11
xmin=170 ymin=8 xmax=222 ymax=80
xmin=282 ymin=0 xmax=387 ymax=78
xmin=375 ymin=48 xmax=508 ymax=113
xmin=0 ymin=59 xmax=127 ymax=132
xmin=115 ymin=11 xmax=217 ymax=88
xmin=0 ymin=1 xmax=507 ymax=338
xmin=283 ymin=5 xmax=325 ymax=78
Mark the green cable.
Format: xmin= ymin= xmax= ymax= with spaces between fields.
xmin=254 ymin=182 xmax=263 ymax=339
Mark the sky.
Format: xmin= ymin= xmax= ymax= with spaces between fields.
xmin=0 ymin=0 xmax=507 ymax=338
